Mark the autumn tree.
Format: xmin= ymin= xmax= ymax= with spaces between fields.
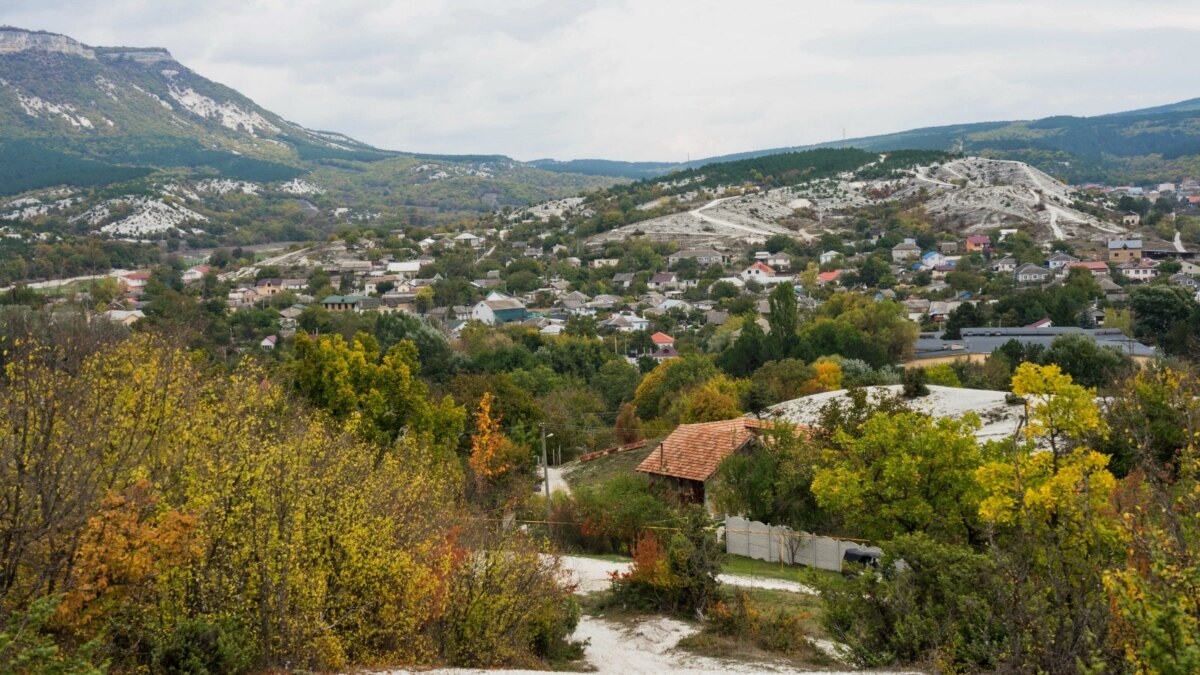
xmin=974 ymin=363 xmax=1122 ymax=672
xmin=813 ymin=412 xmax=990 ymax=544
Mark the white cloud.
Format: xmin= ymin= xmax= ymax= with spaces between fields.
xmin=5 ymin=0 xmax=1200 ymax=161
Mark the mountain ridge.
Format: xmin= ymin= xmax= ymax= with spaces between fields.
xmin=530 ymin=97 xmax=1200 ymax=184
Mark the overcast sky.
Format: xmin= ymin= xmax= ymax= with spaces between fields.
xmin=7 ymin=0 xmax=1200 ymax=161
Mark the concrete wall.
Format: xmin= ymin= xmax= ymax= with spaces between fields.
xmin=724 ymin=516 xmax=877 ymax=573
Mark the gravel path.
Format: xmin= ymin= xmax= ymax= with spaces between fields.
xmin=558 ymin=555 xmax=816 ymax=595
xmin=378 ymin=555 xmax=922 ymax=675
xmin=689 ymin=196 xmax=774 ymax=237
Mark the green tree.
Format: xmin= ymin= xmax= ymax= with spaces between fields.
xmin=812 ymin=411 xmax=989 ymax=544
xmin=766 ymin=282 xmax=798 ymax=359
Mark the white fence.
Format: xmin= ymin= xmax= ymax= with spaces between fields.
xmin=724 ymin=516 xmax=880 ymax=573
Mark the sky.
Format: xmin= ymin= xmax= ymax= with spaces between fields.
xmin=6 ymin=0 xmax=1200 ymax=162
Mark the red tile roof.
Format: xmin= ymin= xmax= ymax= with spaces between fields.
xmin=636 ymin=418 xmax=771 ymax=483
xmin=650 ymin=331 xmax=674 ymax=344
xmin=817 ymin=270 xmax=842 ymax=283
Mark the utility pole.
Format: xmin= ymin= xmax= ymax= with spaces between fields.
xmin=540 ymin=423 xmax=551 ymax=528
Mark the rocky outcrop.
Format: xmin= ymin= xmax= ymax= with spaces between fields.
xmin=0 ymin=29 xmax=95 ymax=59
xmin=98 ymin=48 xmax=175 ymax=65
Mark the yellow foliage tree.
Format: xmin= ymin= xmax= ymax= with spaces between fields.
xmin=799 ymin=359 xmax=842 ymax=396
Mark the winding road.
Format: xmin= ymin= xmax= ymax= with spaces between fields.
xmin=688 ymin=197 xmax=774 ymax=237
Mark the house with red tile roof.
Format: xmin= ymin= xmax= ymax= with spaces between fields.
xmin=1064 ymin=261 xmax=1110 ymax=277
xmin=965 ymin=235 xmax=992 ymax=252
xmin=816 ymin=269 xmax=843 ymax=285
xmin=739 ymin=262 xmax=776 ymax=281
xmin=636 ymin=418 xmax=774 ymax=507
xmin=650 ymin=332 xmax=675 ymax=348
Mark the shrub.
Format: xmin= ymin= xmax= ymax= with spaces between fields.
xmin=155 ymin=617 xmax=257 ymax=675
xmin=608 ymin=507 xmax=723 ymax=617
xmin=818 ymin=533 xmax=1006 ymax=671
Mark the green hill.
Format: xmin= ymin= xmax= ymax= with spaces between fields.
xmin=532 ymin=98 xmax=1200 ymax=185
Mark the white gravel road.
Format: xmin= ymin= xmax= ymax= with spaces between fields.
xmin=379 ymin=555 xmax=920 ymax=675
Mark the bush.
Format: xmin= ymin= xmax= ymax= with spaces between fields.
xmin=156 ymin=617 xmax=257 ymax=675
xmin=901 ymin=368 xmax=930 ymax=398
xmin=694 ymin=591 xmax=817 ymax=660
xmin=569 ymin=475 xmax=673 ymax=554
xmin=818 ymin=533 xmax=1006 ymax=671
xmin=608 ymin=507 xmax=723 ymax=617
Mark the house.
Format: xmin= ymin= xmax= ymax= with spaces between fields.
xmin=989 ymin=257 xmax=1015 ymax=274
xmin=386 ymin=260 xmax=423 ymax=278
xmin=635 ymin=418 xmax=773 ymax=507
xmin=1026 ymin=317 xmax=1053 ymax=329
xmin=1108 ymin=238 xmax=1143 ymax=262
xmin=321 ymin=295 xmax=366 ymax=311
xmin=928 ymin=300 xmax=962 ymax=322
xmin=649 ymin=345 xmax=680 ymax=362
xmin=1122 ymin=211 xmax=1141 ymax=227
xmin=755 ymin=251 xmax=792 ymax=269
xmin=120 ymin=272 xmax=151 ymax=289
xmin=920 ymin=251 xmax=946 ymax=269
xmin=282 ymin=278 xmax=308 ymax=291
xmin=648 ymin=272 xmax=678 ymax=290
xmin=1118 ymin=259 xmax=1159 ymax=283
xmin=102 ymin=309 xmax=144 ymax=325
xmin=1180 ymin=260 xmax=1200 ymax=276
xmin=336 ymin=260 xmax=374 ymax=276
xmin=1015 ymin=264 xmax=1051 ymax=284
xmin=816 ymin=270 xmax=843 ymax=285
xmin=260 ymin=335 xmax=278 ymax=350
xmin=612 ymin=272 xmax=635 ymax=289
xmin=255 ymin=278 xmax=284 ymax=295
xmin=667 ymin=248 xmax=730 ymax=267
xmin=819 ymin=250 xmax=840 ymax=265
xmin=650 ymin=332 xmax=675 ymax=350
xmin=601 ymin=313 xmax=650 ymax=332
xmin=740 ymin=262 xmax=776 ymax=281
xmin=903 ymin=297 xmax=931 ymax=322
xmin=704 ymin=310 xmax=729 ymax=326
xmin=182 ymin=265 xmax=211 ymax=283
xmin=363 ymin=275 xmax=403 ymax=294
xmin=1168 ymin=273 xmax=1199 ymax=290
xmin=589 ymin=258 xmax=620 ymax=269
xmin=1065 ymin=261 xmax=1111 ymax=277
xmin=931 ymin=264 xmax=957 ymax=280
xmin=1047 ymin=252 xmax=1080 ymax=270
xmin=453 ymin=232 xmax=484 ymax=248
xmin=965 ymin=235 xmax=992 ymax=252
xmin=938 ymin=241 xmax=959 ymax=254
xmin=471 ymin=297 xmax=528 ymax=325
xmin=891 ymin=241 xmax=921 ymax=262
xmin=1098 ymin=277 xmax=1127 ymax=302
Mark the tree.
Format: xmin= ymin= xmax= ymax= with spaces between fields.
xmin=468 ymin=392 xmax=523 ymax=500
xmin=715 ymin=319 xmax=766 ymax=377
xmin=614 ymin=403 xmax=641 ymax=444
xmin=1040 ymin=333 xmax=1131 ymax=390
xmin=1129 ymin=284 xmax=1197 ymax=352
xmin=942 ymin=302 xmax=982 ymax=340
xmin=594 ymin=359 xmax=641 ymax=410
xmin=813 ymin=411 xmax=989 ymax=544
xmin=766 ymin=283 xmax=798 ymax=359
xmin=974 ymin=363 xmax=1122 ymax=673
xmin=633 ymin=355 xmax=718 ymax=420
